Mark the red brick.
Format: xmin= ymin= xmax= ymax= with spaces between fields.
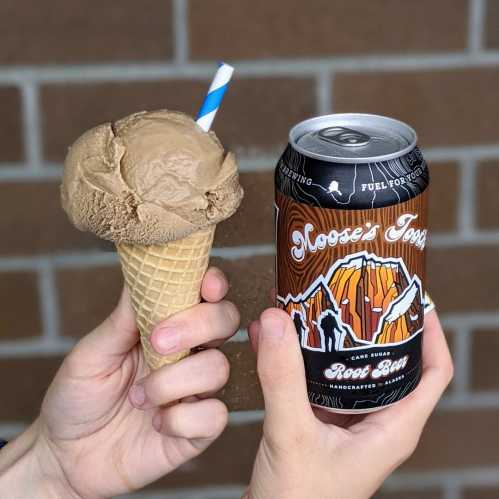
xmin=0 ymin=182 xmax=103 ymax=255
xmin=334 ymin=69 xmax=499 ymax=147
xmin=190 ymin=0 xmax=467 ymax=59
xmin=41 ymin=78 xmax=314 ymax=161
xmin=0 ymin=87 xmax=23 ymax=163
xmin=486 ymin=0 xmax=499 ymax=49
xmin=476 ymin=161 xmax=499 ymax=230
xmin=428 ymin=162 xmax=459 ymax=233
xmin=214 ymin=170 xmax=274 ymax=247
xmin=57 ymin=265 xmax=123 ymax=338
xmin=220 ymin=342 xmax=262 ymax=411
xmin=464 ymin=488 xmax=499 ymax=499
xmin=212 ymin=255 xmax=275 ymax=327
xmin=0 ymin=271 xmax=41 ymax=339
xmin=471 ymin=328 xmax=499 ymax=391
xmin=427 ymin=247 xmax=499 ymax=313
xmin=0 ymin=0 xmax=172 ymax=64
xmin=403 ymin=409 xmax=499 ymax=470
xmin=0 ymin=356 xmax=63 ymax=421
xmin=150 ymin=422 xmax=261 ymax=489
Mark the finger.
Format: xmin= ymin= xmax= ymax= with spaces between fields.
xmin=257 ymin=308 xmax=314 ymax=438
xmin=247 ymin=320 xmax=260 ymax=353
xmin=201 ymin=267 xmax=229 ymax=303
xmin=152 ymin=398 xmax=228 ymax=440
xmin=66 ymin=286 xmax=139 ymax=376
xmin=150 ymin=301 xmax=240 ymax=355
xmin=361 ymin=310 xmax=453 ymax=431
xmin=129 ymin=349 xmax=230 ymax=409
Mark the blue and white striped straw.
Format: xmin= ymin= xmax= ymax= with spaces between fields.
xmin=196 ymin=62 xmax=234 ymax=132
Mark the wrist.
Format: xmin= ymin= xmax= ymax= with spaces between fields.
xmin=0 ymin=420 xmax=81 ymax=499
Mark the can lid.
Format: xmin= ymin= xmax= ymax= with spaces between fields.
xmin=291 ymin=113 xmax=417 ymax=163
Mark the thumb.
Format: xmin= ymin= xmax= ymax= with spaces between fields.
xmin=257 ymin=308 xmax=313 ymax=437
xmin=66 ymin=286 xmax=139 ymax=376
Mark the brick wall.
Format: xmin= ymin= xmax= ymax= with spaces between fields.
xmin=0 ymin=1 xmax=499 ymax=498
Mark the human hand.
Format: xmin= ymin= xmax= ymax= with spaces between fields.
xmin=0 ymin=267 xmax=239 ymax=499
xmin=245 ymin=308 xmax=453 ymax=499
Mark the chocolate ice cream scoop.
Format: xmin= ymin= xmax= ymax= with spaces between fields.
xmin=61 ymin=109 xmax=243 ymax=245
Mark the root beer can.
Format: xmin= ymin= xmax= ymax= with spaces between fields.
xmin=275 ymin=114 xmax=429 ymax=413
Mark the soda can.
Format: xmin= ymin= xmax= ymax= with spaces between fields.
xmin=275 ymin=113 xmax=429 ymax=413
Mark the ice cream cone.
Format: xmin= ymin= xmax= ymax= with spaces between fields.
xmin=117 ymin=226 xmax=216 ymax=370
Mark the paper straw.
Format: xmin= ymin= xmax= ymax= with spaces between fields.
xmin=196 ymin=62 xmax=234 ymax=132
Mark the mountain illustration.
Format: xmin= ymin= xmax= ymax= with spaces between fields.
xmin=278 ymin=251 xmax=424 ymax=351
xmin=285 ymin=281 xmax=360 ymax=352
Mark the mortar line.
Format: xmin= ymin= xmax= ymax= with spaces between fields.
xmin=228 ymin=329 xmax=249 ymax=343
xmin=443 ymin=482 xmax=463 ymax=499
xmin=457 ymin=157 xmax=477 ymax=236
xmin=316 ymin=70 xmax=332 ymax=115
xmin=439 ymin=392 xmax=499 ymax=410
xmin=330 ymin=71 xmax=335 ymax=113
xmin=211 ymin=244 xmax=275 ymax=259
xmin=20 ymin=81 xmax=42 ymax=168
xmin=119 ymin=486 xmax=247 ymax=499
xmin=440 ymin=312 xmax=499 ymax=329
xmin=172 ymin=0 xmax=189 ymax=63
xmin=3 ymin=144 xmax=499 ymax=179
xmin=469 ymin=0 xmax=486 ymax=53
xmin=0 ymin=423 xmax=28 ymax=439
xmin=429 ymin=231 xmax=499 ymax=247
xmin=228 ymin=410 xmax=264 ymax=425
xmin=4 ymin=228 xmax=499 ymax=272
xmin=38 ymin=260 xmax=60 ymax=339
xmin=239 ymin=156 xmax=278 ymax=172
xmin=0 ymin=338 xmax=75 ymax=357
xmin=451 ymin=325 xmax=473 ymax=394
xmin=0 ymin=166 xmax=61 ymax=181
xmin=387 ymin=467 xmax=499 ymax=489
xmin=0 ymin=245 xmax=275 ymax=271
xmin=4 ymin=52 xmax=499 ymax=83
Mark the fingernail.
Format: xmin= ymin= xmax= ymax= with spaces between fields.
xmin=130 ymin=384 xmax=146 ymax=407
xmin=152 ymin=412 xmax=162 ymax=432
xmin=262 ymin=314 xmax=285 ymax=342
xmin=154 ymin=327 xmax=181 ymax=354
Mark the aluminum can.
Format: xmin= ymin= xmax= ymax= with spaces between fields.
xmin=275 ymin=113 xmax=429 ymax=413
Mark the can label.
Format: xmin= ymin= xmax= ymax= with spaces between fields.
xmin=275 ymin=152 xmax=428 ymax=411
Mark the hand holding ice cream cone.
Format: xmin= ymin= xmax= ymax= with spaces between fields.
xmin=61 ymin=65 xmax=242 ymax=369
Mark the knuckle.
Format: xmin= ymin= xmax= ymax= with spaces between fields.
xmin=223 ymin=301 xmax=241 ymax=330
xmin=145 ymin=371 xmax=167 ymax=404
xmin=209 ymin=401 xmax=229 ymax=434
xmin=207 ymin=349 xmax=231 ymax=385
xmin=162 ymin=411 xmax=180 ymax=436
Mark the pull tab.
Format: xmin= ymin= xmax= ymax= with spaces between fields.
xmin=317 ymin=126 xmax=371 ymax=147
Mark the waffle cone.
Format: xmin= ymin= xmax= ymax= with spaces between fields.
xmin=117 ymin=226 xmax=215 ymax=370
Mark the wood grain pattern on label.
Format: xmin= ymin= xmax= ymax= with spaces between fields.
xmin=276 ymin=189 xmax=427 ymax=352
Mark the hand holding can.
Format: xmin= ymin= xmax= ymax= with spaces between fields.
xmin=275 ymin=113 xmax=430 ymax=413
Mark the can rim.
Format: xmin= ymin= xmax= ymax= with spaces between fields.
xmin=289 ymin=113 xmax=418 ymax=164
